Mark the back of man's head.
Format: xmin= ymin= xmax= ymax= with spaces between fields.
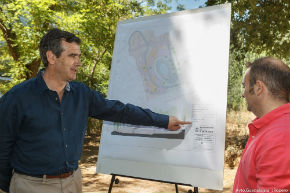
xmin=246 ymin=57 xmax=290 ymax=102
xmin=39 ymin=28 xmax=81 ymax=67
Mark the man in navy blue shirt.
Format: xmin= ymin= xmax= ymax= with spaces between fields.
xmin=0 ymin=29 xmax=191 ymax=193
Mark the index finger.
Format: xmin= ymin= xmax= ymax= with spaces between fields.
xmin=178 ymin=121 xmax=192 ymax=125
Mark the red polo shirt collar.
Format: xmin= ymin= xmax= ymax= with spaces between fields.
xmin=249 ymin=103 xmax=290 ymax=134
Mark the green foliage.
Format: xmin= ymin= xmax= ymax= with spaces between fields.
xmin=0 ymin=0 xmax=58 ymax=92
xmin=227 ymin=48 xmax=268 ymax=110
xmin=206 ymin=0 xmax=290 ymax=110
xmin=206 ymin=0 xmax=290 ymax=59
xmin=176 ymin=4 xmax=186 ymax=11
xmin=0 ymin=0 xmax=170 ymax=96
xmin=227 ymin=49 xmax=245 ymax=111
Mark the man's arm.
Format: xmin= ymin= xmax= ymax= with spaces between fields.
xmin=87 ymin=87 xmax=191 ymax=129
xmin=0 ymin=93 xmax=19 ymax=192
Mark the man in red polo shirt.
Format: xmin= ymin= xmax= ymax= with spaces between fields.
xmin=233 ymin=57 xmax=290 ymax=193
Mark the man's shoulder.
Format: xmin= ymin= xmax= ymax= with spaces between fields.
xmin=0 ymin=78 xmax=37 ymax=107
xmin=260 ymin=115 xmax=290 ymax=143
xmin=70 ymin=81 xmax=86 ymax=87
xmin=3 ymin=78 xmax=36 ymax=98
xmin=69 ymin=81 xmax=103 ymax=98
xmin=70 ymin=81 xmax=90 ymax=91
xmin=270 ymin=109 xmax=290 ymax=131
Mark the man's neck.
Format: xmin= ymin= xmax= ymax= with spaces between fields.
xmin=256 ymin=99 xmax=288 ymax=118
xmin=42 ymin=68 xmax=66 ymax=100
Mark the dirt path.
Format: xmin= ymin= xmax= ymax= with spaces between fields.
xmin=81 ymin=163 xmax=237 ymax=193
xmin=79 ymin=133 xmax=239 ymax=193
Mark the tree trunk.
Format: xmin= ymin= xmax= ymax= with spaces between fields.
xmin=89 ymin=49 xmax=107 ymax=88
xmin=26 ymin=58 xmax=41 ymax=79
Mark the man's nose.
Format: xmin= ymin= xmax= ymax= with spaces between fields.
xmin=75 ymin=57 xmax=82 ymax=66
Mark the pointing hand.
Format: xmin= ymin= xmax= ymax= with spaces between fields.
xmin=168 ymin=116 xmax=192 ymax=131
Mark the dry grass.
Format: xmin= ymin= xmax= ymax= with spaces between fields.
xmin=225 ymin=111 xmax=254 ymax=168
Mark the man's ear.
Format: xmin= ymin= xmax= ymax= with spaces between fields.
xmin=254 ymin=80 xmax=264 ymax=96
xmin=46 ymin=51 xmax=56 ymax=65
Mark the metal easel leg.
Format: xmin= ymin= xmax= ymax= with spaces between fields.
xmin=108 ymin=174 xmax=116 ymax=193
xmin=175 ymin=184 xmax=179 ymax=193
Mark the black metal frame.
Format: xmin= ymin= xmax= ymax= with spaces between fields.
xmin=108 ymin=174 xmax=198 ymax=193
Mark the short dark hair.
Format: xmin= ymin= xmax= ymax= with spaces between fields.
xmin=39 ymin=28 xmax=81 ymax=67
xmin=246 ymin=57 xmax=290 ymax=101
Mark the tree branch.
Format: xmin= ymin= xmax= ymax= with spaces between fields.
xmin=89 ymin=48 xmax=107 ymax=86
xmin=0 ymin=19 xmax=20 ymax=61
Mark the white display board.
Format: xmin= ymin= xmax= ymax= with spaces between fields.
xmin=96 ymin=4 xmax=231 ymax=190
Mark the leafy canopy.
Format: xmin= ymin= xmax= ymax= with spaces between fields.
xmin=0 ymin=0 xmax=170 ymax=95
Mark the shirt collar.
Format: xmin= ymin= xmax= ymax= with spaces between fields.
xmin=65 ymin=82 xmax=71 ymax=92
xmin=36 ymin=68 xmax=73 ymax=93
xmin=249 ymin=103 xmax=290 ymax=132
